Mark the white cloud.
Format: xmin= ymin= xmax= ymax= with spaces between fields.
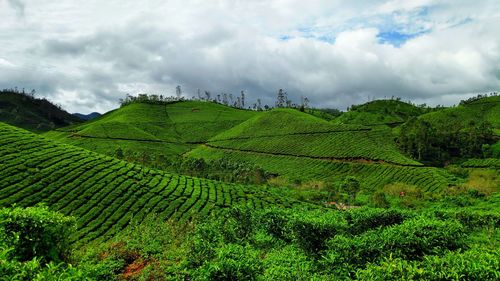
xmin=0 ymin=0 xmax=499 ymax=113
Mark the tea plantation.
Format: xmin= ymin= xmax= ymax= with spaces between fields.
xmin=0 ymin=122 xmax=302 ymax=245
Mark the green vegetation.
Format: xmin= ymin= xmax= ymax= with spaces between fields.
xmin=3 ymin=193 xmax=499 ymax=280
xmin=332 ymin=99 xmax=430 ymax=127
xmin=187 ymin=109 xmax=453 ymax=191
xmin=44 ymin=101 xmax=258 ymax=162
xmin=189 ymin=145 xmax=454 ymax=192
xmin=461 ymin=158 xmax=500 ymax=169
xmin=398 ymin=95 xmax=499 ymax=165
xmin=0 ymin=122 xmax=302 ymax=246
xmin=0 ymin=89 xmax=81 ymax=132
xmin=1 ymin=94 xmax=499 ymax=280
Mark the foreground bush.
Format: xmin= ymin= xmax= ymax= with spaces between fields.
xmin=0 ymin=206 xmax=90 ymax=280
xmin=0 ymin=206 xmax=75 ymax=263
xmin=323 ymin=217 xmax=466 ymax=277
xmin=356 ymin=248 xmax=500 ymax=280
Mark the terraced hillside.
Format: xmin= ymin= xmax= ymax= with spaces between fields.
xmin=205 ymin=109 xmax=421 ymax=165
xmin=0 ymin=90 xmax=82 ymax=132
xmin=0 ymin=122 xmax=301 ymax=244
xmin=189 ymin=109 xmax=454 ymax=190
xmin=189 ymin=146 xmax=453 ymax=191
xmin=45 ymin=101 xmax=259 ymax=158
xmin=332 ymin=99 xmax=428 ymax=127
xmin=417 ymin=96 xmax=499 ymax=134
xmin=408 ymin=95 xmax=500 ymax=158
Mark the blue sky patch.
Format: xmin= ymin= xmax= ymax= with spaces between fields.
xmin=377 ymin=30 xmax=429 ymax=47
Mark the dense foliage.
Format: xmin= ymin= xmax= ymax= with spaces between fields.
xmin=398 ymin=95 xmax=499 ymax=165
xmin=3 ymin=194 xmax=499 ymax=280
xmin=0 ymin=122 xmax=301 ymax=245
xmin=0 ymin=90 xmax=81 ymax=132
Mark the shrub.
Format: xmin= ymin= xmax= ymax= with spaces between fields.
xmin=343 ymin=208 xmax=413 ymax=235
xmin=261 ymin=246 xmax=314 ymax=280
xmin=192 ymin=244 xmax=262 ymax=281
xmin=289 ymin=210 xmax=347 ymax=255
xmin=323 ymin=217 xmax=466 ymax=275
xmin=356 ymin=248 xmax=500 ymax=280
xmin=0 ymin=206 xmax=75 ymax=263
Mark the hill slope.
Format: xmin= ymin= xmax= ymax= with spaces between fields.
xmin=0 ymin=90 xmax=82 ymax=132
xmin=189 ymin=109 xmax=454 ymax=191
xmin=0 ymin=122 xmax=300 ymax=244
xmin=332 ymin=99 xmax=428 ymax=127
xmin=45 ymin=101 xmax=259 ymax=159
xmin=417 ymin=95 xmax=500 ymax=135
xmin=398 ymin=95 xmax=500 ymax=161
xmin=206 ymin=108 xmax=421 ymax=165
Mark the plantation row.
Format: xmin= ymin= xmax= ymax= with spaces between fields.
xmin=208 ymin=128 xmax=420 ymax=166
xmin=189 ymin=146 xmax=453 ymax=191
xmin=461 ymin=158 xmax=500 ymax=169
xmin=0 ymin=122 xmax=301 ymax=244
xmin=210 ymin=108 xmax=367 ymax=139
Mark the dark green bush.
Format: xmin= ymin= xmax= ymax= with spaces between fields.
xmin=261 ymin=245 xmax=315 ymax=280
xmin=323 ymin=217 xmax=466 ymax=275
xmin=356 ymin=248 xmax=500 ymax=280
xmin=254 ymin=208 xmax=294 ymax=242
xmin=289 ymin=210 xmax=347 ymax=255
xmin=431 ymin=209 xmax=500 ymax=229
xmin=192 ymin=244 xmax=262 ymax=281
xmin=344 ymin=208 xmax=413 ymax=235
xmin=0 ymin=206 xmax=75 ymax=263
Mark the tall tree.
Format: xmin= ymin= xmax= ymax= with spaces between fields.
xmin=175 ymin=85 xmax=182 ymax=99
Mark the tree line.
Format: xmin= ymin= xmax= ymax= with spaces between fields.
xmin=119 ymin=86 xmax=312 ymax=111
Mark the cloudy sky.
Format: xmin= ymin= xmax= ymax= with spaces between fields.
xmin=1 ymin=0 xmax=499 ymax=113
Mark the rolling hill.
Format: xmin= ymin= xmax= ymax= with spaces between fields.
xmin=416 ymin=95 xmax=500 ymax=135
xmin=188 ymin=109 xmax=454 ymax=191
xmin=0 ymin=90 xmax=82 ymax=132
xmin=332 ymin=99 xmax=428 ymax=127
xmin=206 ymin=108 xmax=421 ymax=165
xmin=0 ymin=122 xmax=301 ymax=244
xmin=44 ymin=101 xmax=259 ymax=159
xmin=399 ymin=95 xmax=500 ymax=160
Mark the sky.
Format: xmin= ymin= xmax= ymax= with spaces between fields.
xmin=1 ymin=0 xmax=499 ymax=113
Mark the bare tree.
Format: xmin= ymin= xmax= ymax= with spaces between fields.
xmin=240 ymin=90 xmax=245 ymax=108
xmin=176 ymin=85 xmax=182 ymax=99
xmin=222 ymin=93 xmax=228 ymax=105
xmin=276 ymin=89 xmax=287 ymax=108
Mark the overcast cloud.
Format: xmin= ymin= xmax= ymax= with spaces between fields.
xmin=1 ymin=0 xmax=499 ymax=113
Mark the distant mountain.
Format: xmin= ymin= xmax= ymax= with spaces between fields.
xmin=0 ymin=90 xmax=82 ymax=132
xmin=73 ymin=112 xmax=102 ymax=120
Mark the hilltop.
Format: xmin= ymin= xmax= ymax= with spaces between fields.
xmin=417 ymin=95 xmax=499 ymax=134
xmin=0 ymin=90 xmax=82 ymax=132
xmin=0 ymin=122 xmax=301 ymax=244
xmin=45 ymin=101 xmax=259 ymax=160
xmin=206 ymin=108 xmax=420 ymax=165
xmin=332 ymin=99 xmax=429 ymax=127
